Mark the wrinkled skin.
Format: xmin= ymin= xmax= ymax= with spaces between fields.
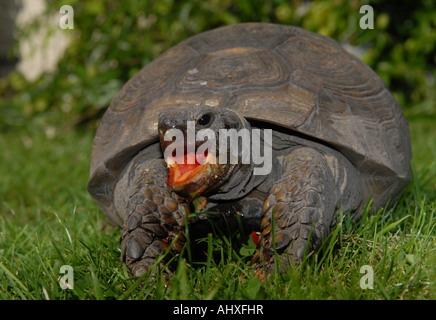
xmin=114 ymin=106 xmax=363 ymax=277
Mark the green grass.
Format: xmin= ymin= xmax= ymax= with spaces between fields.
xmin=0 ymin=118 xmax=435 ymax=300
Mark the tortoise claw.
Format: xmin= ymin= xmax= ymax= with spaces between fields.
xmin=127 ymin=236 xmax=145 ymax=260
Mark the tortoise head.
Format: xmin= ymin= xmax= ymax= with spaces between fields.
xmin=158 ymin=106 xmax=252 ymax=200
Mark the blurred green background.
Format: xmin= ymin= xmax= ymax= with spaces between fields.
xmin=1 ymin=0 xmax=435 ymax=134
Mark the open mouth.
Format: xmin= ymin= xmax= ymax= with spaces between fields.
xmin=166 ymin=150 xmax=218 ymax=197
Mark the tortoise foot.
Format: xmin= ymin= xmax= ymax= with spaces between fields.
xmin=118 ymin=158 xmax=189 ymax=278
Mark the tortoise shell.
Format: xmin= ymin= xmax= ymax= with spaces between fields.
xmin=88 ymin=23 xmax=412 ymax=226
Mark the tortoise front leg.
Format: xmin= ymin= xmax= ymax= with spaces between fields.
xmin=115 ymin=152 xmax=189 ymax=278
xmin=255 ymin=147 xmax=362 ymax=273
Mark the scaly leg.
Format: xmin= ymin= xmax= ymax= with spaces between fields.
xmin=115 ymin=148 xmax=190 ymax=277
xmin=254 ymin=147 xmax=362 ymax=272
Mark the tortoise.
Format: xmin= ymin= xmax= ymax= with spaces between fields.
xmin=87 ymin=23 xmax=412 ymax=276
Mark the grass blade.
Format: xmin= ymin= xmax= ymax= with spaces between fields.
xmin=0 ymin=262 xmax=35 ymax=299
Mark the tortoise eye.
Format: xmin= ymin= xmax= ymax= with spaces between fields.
xmin=197 ymin=113 xmax=213 ymax=127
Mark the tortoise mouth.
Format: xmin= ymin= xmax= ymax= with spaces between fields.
xmin=166 ymin=151 xmax=220 ymax=199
